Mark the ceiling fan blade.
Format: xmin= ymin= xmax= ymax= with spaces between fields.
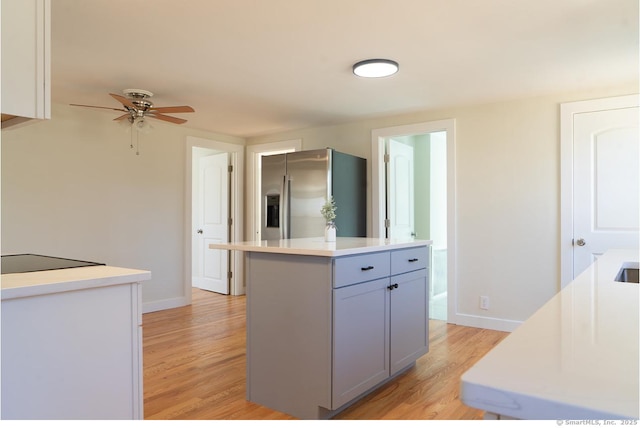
xmin=149 ymin=105 xmax=195 ymax=114
xmin=70 ymin=103 xmax=126 ymax=112
xmin=113 ymin=114 xmax=131 ymax=121
xmin=148 ymin=112 xmax=188 ymax=124
xmin=109 ymin=93 xmax=137 ymax=109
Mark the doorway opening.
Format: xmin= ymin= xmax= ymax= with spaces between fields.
xmin=185 ymin=136 xmax=244 ymax=303
xmin=386 ymin=132 xmax=448 ymax=320
xmin=191 ymin=149 xmax=231 ymax=295
xmin=372 ymin=120 xmax=456 ymax=323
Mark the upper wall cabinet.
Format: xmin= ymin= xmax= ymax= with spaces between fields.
xmin=1 ymin=0 xmax=51 ymax=129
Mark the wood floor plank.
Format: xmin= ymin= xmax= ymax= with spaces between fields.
xmin=143 ymin=288 xmax=508 ymax=420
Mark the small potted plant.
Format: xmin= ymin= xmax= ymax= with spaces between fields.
xmin=320 ymin=196 xmax=337 ymax=242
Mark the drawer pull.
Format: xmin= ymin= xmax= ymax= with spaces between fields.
xmin=408 ymin=258 xmax=419 ymax=262
xmin=387 ymin=283 xmax=399 ymax=290
xmin=361 ymin=266 xmax=375 ymax=271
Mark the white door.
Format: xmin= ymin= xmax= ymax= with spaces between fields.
xmin=572 ymin=106 xmax=639 ymax=277
xmin=387 ymin=139 xmax=415 ymax=239
xmin=194 ymin=153 xmax=229 ymax=294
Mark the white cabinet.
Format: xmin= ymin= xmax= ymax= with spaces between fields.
xmin=1 ymin=0 xmax=51 ymax=127
xmin=332 ymin=246 xmax=429 ymax=409
xmin=1 ymin=281 xmax=144 ymax=419
xmin=244 ymin=244 xmax=429 ymax=419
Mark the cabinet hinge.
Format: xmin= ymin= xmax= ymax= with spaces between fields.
xmin=384 ymin=218 xmax=390 ymax=228
xmin=384 ymin=153 xmax=390 ymax=163
xmin=228 ymin=271 xmax=233 ymax=279
xmin=228 ymin=165 xmax=233 ymax=173
xmin=228 ymin=218 xmax=233 ymax=226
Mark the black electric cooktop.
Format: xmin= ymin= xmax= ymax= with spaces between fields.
xmin=1 ymin=254 xmax=105 ymax=274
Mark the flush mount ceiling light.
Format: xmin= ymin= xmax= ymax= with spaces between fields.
xmin=352 ymin=59 xmax=399 ymax=78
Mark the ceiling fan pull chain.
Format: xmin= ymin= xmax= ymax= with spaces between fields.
xmin=136 ymin=129 xmax=140 ymax=156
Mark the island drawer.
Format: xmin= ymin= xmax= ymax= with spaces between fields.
xmin=391 ymin=246 xmax=429 ymax=275
xmin=333 ymin=251 xmax=391 ymax=288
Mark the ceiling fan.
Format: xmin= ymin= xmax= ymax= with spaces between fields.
xmin=71 ymin=89 xmax=195 ymax=125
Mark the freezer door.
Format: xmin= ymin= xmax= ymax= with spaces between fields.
xmin=261 ymin=154 xmax=286 ymax=240
xmin=286 ymin=149 xmax=330 ymax=238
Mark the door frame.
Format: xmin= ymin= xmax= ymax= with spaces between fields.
xmin=560 ymin=94 xmax=639 ymax=287
xmin=371 ymin=119 xmax=457 ymax=323
xmin=185 ymin=136 xmax=245 ymax=301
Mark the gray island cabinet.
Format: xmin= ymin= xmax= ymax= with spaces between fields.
xmin=210 ymin=237 xmax=432 ymax=419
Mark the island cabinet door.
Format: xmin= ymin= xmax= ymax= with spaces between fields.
xmin=389 ymin=268 xmax=429 ymax=376
xmin=332 ymin=277 xmax=390 ymax=409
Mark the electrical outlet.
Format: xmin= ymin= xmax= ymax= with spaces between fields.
xmin=480 ymin=295 xmax=490 ymax=310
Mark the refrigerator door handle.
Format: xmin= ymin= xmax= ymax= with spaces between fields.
xmin=281 ymin=175 xmax=289 ymax=239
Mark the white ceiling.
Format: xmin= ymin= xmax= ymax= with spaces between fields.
xmin=51 ymin=0 xmax=638 ymax=138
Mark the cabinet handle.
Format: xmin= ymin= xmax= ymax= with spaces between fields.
xmin=387 ymin=284 xmax=399 ymax=290
xmin=408 ymin=258 xmax=418 ymax=262
xmin=361 ymin=266 xmax=374 ymax=271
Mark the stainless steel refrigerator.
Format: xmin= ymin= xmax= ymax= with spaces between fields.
xmin=261 ymin=148 xmax=366 ymax=239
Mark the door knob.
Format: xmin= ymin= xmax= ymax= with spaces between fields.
xmin=197 ymin=229 xmax=203 ymax=234
xmin=575 ymin=238 xmax=586 ymax=246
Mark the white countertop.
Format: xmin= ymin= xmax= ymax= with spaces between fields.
xmin=209 ymin=237 xmax=432 ymax=257
xmin=1 ymin=265 xmax=151 ymax=300
xmin=460 ymin=249 xmax=639 ymax=420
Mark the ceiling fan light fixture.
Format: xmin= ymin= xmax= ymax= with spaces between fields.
xmin=353 ymin=59 xmax=399 ymax=78
xmin=133 ymin=116 xmax=153 ymax=134
xmin=118 ymin=115 xmax=134 ymax=131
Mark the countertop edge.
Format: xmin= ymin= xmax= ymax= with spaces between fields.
xmin=209 ymin=237 xmax=432 ymax=257
xmin=460 ymin=377 xmax=634 ymax=420
xmin=1 ymin=266 xmax=152 ymax=300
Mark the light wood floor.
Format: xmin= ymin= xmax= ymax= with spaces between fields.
xmin=143 ymin=288 xmax=508 ymax=420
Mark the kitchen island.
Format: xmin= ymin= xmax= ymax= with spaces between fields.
xmin=1 ymin=263 xmax=151 ymax=420
xmin=460 ymin=249 xmax=639 ymax=420
xmin=210 ymin=237 xmax=432 ymax=419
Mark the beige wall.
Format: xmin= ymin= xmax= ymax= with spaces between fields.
xmin=1 ymin=104 xmax=243 ymax=310
xmin=246 ymin=84 xmax=637 ymax=329
xmin=2 ymin=83 xmax=636 ymax=327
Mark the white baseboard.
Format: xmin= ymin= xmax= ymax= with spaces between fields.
xmin=449 ymin=312 xmax=522 ymax=333
xmin=142 ymin=296 xmax=189 ymax=314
